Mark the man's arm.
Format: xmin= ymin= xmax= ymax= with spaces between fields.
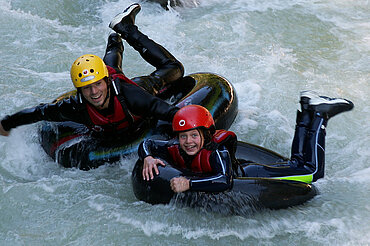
xmin=1 ymin=96 xmax=85 ymax=133
xmin=120 ymin=83 xmax=179 ymax=122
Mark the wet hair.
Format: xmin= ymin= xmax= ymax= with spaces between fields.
xmin=200 ymin=128 xmax=212 ymax=145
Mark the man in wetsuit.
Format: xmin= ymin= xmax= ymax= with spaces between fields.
xmin=0 ymin=3 xmax=183 ymax=165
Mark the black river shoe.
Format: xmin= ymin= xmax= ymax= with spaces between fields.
xmin=109 ymin=3 xmax=141 ymax=31
xmin=300 ymin=91 xmax=354 ymax=118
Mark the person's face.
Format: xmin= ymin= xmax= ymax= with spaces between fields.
xmin=178 ymin=129 xmax=204 ymax=156
xmin=81 ymin=79 xmax=109 ymax=109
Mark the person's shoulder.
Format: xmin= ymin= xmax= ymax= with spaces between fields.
xmin=213 ymin=130 xmax=237 ymax=141
xmin=112 ymin=77 xmax=143 ymax=96
xmin=106 ymin=65 xmax=118 ymax=75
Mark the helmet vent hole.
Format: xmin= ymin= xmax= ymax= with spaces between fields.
xmin=90 ymin=69 xmax=94 ymax=73
xmin=78 ymin=73 xmax=82 ymax=77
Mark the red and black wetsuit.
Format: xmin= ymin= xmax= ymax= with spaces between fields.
xmin=0 ymin=66 xmax=179 ymax=137
xmin=138 ymin=130 xmax=237 ymax=192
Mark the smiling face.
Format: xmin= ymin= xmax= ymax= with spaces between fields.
xmin=80 ymin=79 xmax=109 ymax=109
xmin=178 ymin=129 xmax=204 ymax=156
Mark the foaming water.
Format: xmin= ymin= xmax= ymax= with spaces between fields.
xmin=0 ymin=0 xmax=369 ymax=245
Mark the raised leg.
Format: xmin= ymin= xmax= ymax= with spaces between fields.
xmin=242 ymin=92 xmax=353 ymax=183
xmin=109 ymin=3 xmax=184 ymax=93
xmin=303 ymin=112 xmax=327 ymax=181
xmin=103 ymin=33 xmax=124 ymax=73
xmin=300 ymin=91 xmax=354 ymax=181
xmin=290 ymin=109 xmax=311 ymax=165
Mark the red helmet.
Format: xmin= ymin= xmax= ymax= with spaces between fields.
xmin=172 ymin=105 xmax=215 ymax=132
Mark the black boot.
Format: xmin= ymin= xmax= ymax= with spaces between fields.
xmin=304 ymin=113 xmax=327 ymax=181
xmin=109 ymin=3 xmax=141 ymax=34
xmin=299 ymin=91 xmax=311 ymax=111
xmin=300 ymin=91 xmax=354 ymax=119
xmin=290 ymin=110 xmax=311 ymax=165
xmin=103 ymin=33 xmax=124 ymax=72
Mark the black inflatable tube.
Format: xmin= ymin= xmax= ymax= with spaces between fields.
xmin=39 ymin=73 xmax=238 ymax=169
xmin=131 ymin=141 xmax=318 ymax=212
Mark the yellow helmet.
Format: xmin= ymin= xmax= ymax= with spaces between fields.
xmin=70 ymin=54 xmax=109 ymax=88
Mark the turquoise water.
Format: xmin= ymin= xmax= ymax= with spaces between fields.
xmin=0 ymin=0 xmax=369 ymax=245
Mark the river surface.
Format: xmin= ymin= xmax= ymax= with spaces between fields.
xmin=0 ymin=0 xmax=369 ymax=245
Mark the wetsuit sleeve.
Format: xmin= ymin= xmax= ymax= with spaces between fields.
xmin=138 ymin=139 xmax=174 ymax=161
xmin=1 ymin=96 xmax=85 ymax=131
xmin=189 ymin=146 xmax=233 ymax=192
xmin=120 ymin=83 xmax=179 ymax=122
